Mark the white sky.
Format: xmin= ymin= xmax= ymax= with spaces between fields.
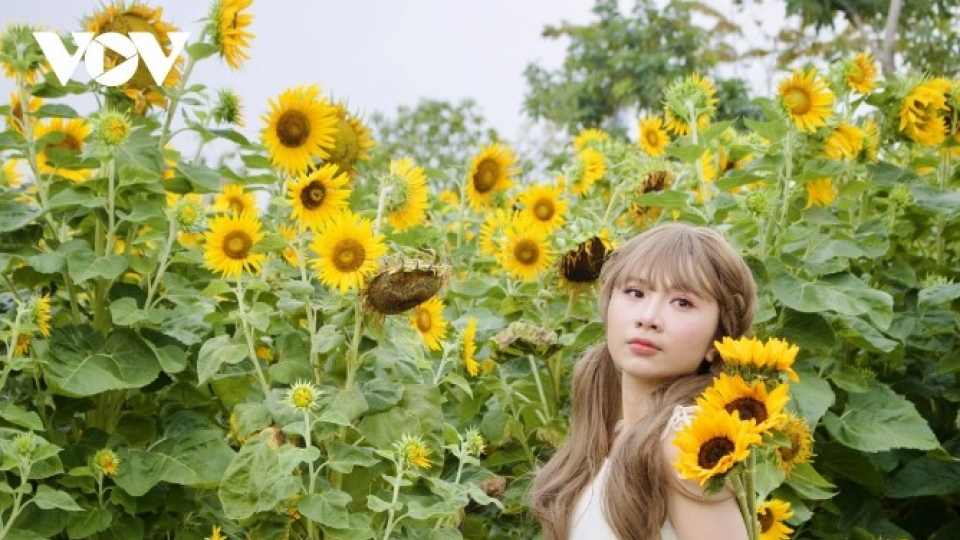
xmin=2 ymin=1 xmax=790 ymax=141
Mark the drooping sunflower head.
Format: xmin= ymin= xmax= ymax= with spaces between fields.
xmin=804 ymin=178 xmax=836 ymax=209
xmin=673 ymin=408 xmax=761 ymax=486
xmin=287 ymin=164 xmax=350 ymax=230
xmin=384 ymin=157 xmax=429 ymax=232
xmin=395 ymin=433 xmax=433 ymax=469
xmin=261 ymin=84 xmax=339 ymax=176
xmin=207 ymin=0 xmax=253 ymax=70
xmin=462 ymin=317 xmax=479 ymax=377
xmin=778 ymin=68 xmax=834 ymax=133
xmin=757 ymin=499 xmax=794 ymax=540
xmin=479 ymin=208 xmax=513 ymax=257
xmin=212 ymin=88 xmax=244 ymax=126
xmin=568 ymin=147 xmax=606 ymax=196
xmin=30 ymin=293 xmax=52 ymax=339
xmin=696 ymin=373 xmax=789 ymax=434
xmin=573 ymin=128 xmax=609 ymax=151
xmin=501 ymin=222 xmax=555 ymax=282
xmin=6 ymin=92 xmax=42 ymax=135
xmin=775 ymin=414 xmax=815 ymax=476
xmin=559 ymin=233 xmax=612 ymax=288
xmin=628 ymin=165 xmax=674 ymax=227
xmin=663 ymin=72 xmax=718 ymax=136
xmin=898 ymin=77 xmax=952 ymax=146
xmin=860 ymin=117 xmax=880 ymax=161
xmin=34 ymin=118 xmax=94 ymax=183
xmin=277 ymin=223 xmax=300 ymax=267
xmin=0 ymin=23 xmax=49 ymax=84
xmin=203 ymin=210 xmax=267 ymax=279
xmin=466 ymin=143 xmax=518 ymax=209
xmin=409 ymin=296 xmax=448 ymax=351
xmin=365 ymin=257 xmax=450 ymax=315
xmin=844 ymin=52 xmax=878 ymax=94
xmin=637 ymin=115 xmax=671 ymax=156
xmin=309 ymin=211 xmax=387 ymax=294
xmin=824 ymin=122 xmax=865 ymax=160
xmin=320 ymin=103 xmax=376 ymax=179
xmin=213 ymin=183 xmax=258 ymax=215
xmin=517 ymin=183 xmax=568 ymax=236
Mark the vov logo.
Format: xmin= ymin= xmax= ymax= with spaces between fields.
xmin=33 ymin=31 xmax=189 ymax=87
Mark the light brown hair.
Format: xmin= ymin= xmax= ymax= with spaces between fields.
xmin=529 ymin=223 xmax=757 ymax=540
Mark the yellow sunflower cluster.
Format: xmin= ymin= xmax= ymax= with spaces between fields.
xmin=898 ymin=78 xmax=952 ymax=146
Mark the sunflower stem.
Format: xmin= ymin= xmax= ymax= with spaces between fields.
xmin=935 ymin=147 xmax=951 ymax=267
xmin=527 ymin=355 xmax=552 ymax=422
xmin=761 ymin=129 xmax=794 ymax=258
xmin=455 ymin=172 xmax=468 ymax=252
xmin=157 ymin=32 xmax=204 ymax=150
xmin=729 ymin=471 xmax=757 ymax=540
xmin=744 ymin=453 xmax=760 ymax=540
xmin=303 ymin=409 xmax=319 ymax=540
xmin=381 ymin=454 xmax=407 ymax=540
xmin=235 ymin=279 xmax=271 ymax=397
xmin=145 ymin=210 xmax=179 ymax=311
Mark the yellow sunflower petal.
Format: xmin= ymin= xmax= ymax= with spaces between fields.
xmin=309 ymin=211 xmax=387 ymax=293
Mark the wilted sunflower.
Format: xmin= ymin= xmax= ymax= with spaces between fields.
xmin=501 ymin=224 xmax=555 ymax=281
xmin=804 ymin=178 xmax=836 ymax=209
xmin=778 ymin=68 xmax=834 ymax=133
xmin=321 ymin=103 xmax=376 ymax=179
xmin=462 ymin=317 xmax=479 ymax=377
xmin=385 ymin=157 xmax=429 ymax=231
xmin=559 ymin=233 xmax=612 ymax=288
xmin=757 ymin=499 xmax=794 ymax=540
xmin=629 ymin=168 xmax=673 ymax=227
xmin=261 ymin=84 xmax=338 ymax=176
xmin=696 ymin=373 xmax=789 ymax=434
xmin=0 ymin=23 xmax=49 ymax=84
xmin=34 ymin=118 xmax=93 ymax=183
xmin=309 ymin=211 xmax=387 ymax=293
xmin=663 ymin=72 xmax=717 ymax=136
xmin=31 ymin=294 xmax=52 ymax=339
xmin=203 ymin=210 xmax=267 ymax=278
xmin=638 ymin=116 xmax=670 ymax=156
xmin=573 ymin=128 xmax=609 ymax=151
xmin=287 ymin=164 xmax=350 ymax=229
xmin=410 ymin=296 xmax=448 ymax=351
xmin=517 ymin=184 xmax=568 ymax=235
xmin=365 ymin=258 xmax=449 ymax=315
xmin=213 ymin=183 xmax=258 ymax=215
xmin=85 ymin=3 xmax=182 ymax=113
xmin=845 ymin=53 xmax=877 ymax=94
xmin=466 ymin=143 xmax=518 ymax=209
xmin=775 ymin=414 xmax=815 ymax=476
xmin=569 ymin=147 xmax=606 ymax=196
xmin=673 ymin=408 xmax=761 ymax=486
xmin=824 ymin=123 xmax=864 ymax=160
xmin=713 ymin=336 xmax=800 ymax=382
xmin=899 ymin=78 xmax=951 ymax=146
xmin=208 ymin=0 xmax=253 ymax=69
xmin=6 ymin=92 xmax=41 ymax=135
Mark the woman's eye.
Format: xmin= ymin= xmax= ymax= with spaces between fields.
xmin=673 ymin=298 xmax=693 ymax=307
xmin=625 ymin=287 xmax=643 ymax=298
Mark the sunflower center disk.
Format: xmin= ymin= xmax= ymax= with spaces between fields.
xmin=291 ymin=388 xmax=313 ymax=408
xmin=473 ymin=160 xmax=499 ymax=193
xmin=277 ymin=110 xmax=311 ymax=148
xmin=726 ymin=398 xmax=767 ymax=423
xmin=534 ymin=200 xmax=554 ymax=221
xmin=757 ymin=508 xmax=774 ymax=533
xmin=416 ymin=309 xmax=432 ymax=332
xmin=333 ymin=239 xmax=365 ymax=272
xmin=301 ymin=181 xmax=326 ymax=210
xmin=514 ymin=240 xmax=540 ymax=265
xmin=645 ymin=131 xmax=660 ymax=146
xmin=697 ymin=437 xmax=735 ymax=469
xmin=51 ymin=134 xmax=82 ymax=152
xmin=784 ymin=89 xmax=812 ymax=115
xmin=228 ymin=197 xmax=245 ymax=214
xmin=223 ymin=231 xmax=252 ymax=260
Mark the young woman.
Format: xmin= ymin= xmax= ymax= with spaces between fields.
xmin=529 ymin=223 xmax=757 ymax=540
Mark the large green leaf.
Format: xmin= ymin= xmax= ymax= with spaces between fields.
xmin=197 ymin=334 xmax=250 ymax=384
xmin=32 ymin=485 xmax=83 ymax=511
xmin=770 ymin=271 xmax=893 ymax=330
xmin=66 ymin=507 xmax=112 ymax=539
xmin=317 ymin=388 xmax=369 ymax=427
xmin=788 ymin=369 xmax=835 ymax=424
xmin=42 ymin=327 xmax=161 ymax=395
xmin=0 ymin=200 xmax=42 ymax=232
xmin=218 ymin=438 xmax=302 ymax=520
xmin=823 ymin=382 xmax=939 ymax=452
xmin=66 ymin=247 xmax=127 ymax=283
xmin=885 ymin=455 xmax=960 ymax=498
xmin=918 ymin=282 xmax=960 ymax=310
xmin=298 ymin=490 xmax=352 ymax=529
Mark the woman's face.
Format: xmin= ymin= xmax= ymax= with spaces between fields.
xmin=605 ymin=274 xmax=720 ymax=387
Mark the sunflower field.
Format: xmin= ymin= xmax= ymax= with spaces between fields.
xmin=1 ymin=2 xmax=959 ymax=540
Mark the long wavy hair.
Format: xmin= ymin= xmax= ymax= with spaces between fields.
xmin=528 ymin=223 xmax=757 ymax=540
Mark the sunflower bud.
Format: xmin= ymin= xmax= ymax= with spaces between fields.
xmin=13 ymin=432 xmax=37 ymax=457
xmin=0 ymin=24 xmax=47 ymax=83
xmin=492 ymin=321 xmax=560 ymax=360
xmin=93 ymin=110 xmax=133 ymax=147
xmin=173 ymin=196 xmax=206 ymax=231
xmin=889 ymin=185 xmax=912 ymax=207
xmin=212 ymin=88 xmax=244 ymax=126
xmin=746 ymin=189 xmax=775 ymax=216
xmin=93 ymin=448 xmax=120 ymax=476
xmin=285 ymin=380 xmax=321 ymax=412
xmin=464 ymin=427 xmax=486 ymax=456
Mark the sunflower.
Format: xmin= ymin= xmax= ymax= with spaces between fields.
xmin=775 ymin=414 xmax=815 ymax=476
xmin=845 ymin=53 xmax=877 ymax=94
xmin=285 ymin=380 xmax=321 ymax=412
xmin=479 ymin=208 xmax=512 ymax=257
xmin=261 ymin=84 xmax=339 ymax=176
xmin=93 ymin=449 xmax=120 ymax=477
xmin=1 ymin=159 xmax=23 ymax=188
xmin=757 ymin=499 xmax=794 ymax=540
xmin=203 ymin=210 xmax=267 ymax=278
xmin=178 ymin=232 xmax=203 ymax=249
xmin=558 ymin=232 xmax=612 ymax=289
xmin=396 ymin=434 xmax=432 ymax=469
xmin=899 ymin=78 xmax=951 ymax=146
xmin=213 ymin=183 xmax=258 ymax=215
xmin=861 ymin=117 xmax=879 ymax=161
xmin=321 ymin=103 xmax=376 ymax=179
xmin=699 ymin=149 xmax=719 ymax=183
xmin=501 ymin=224 xmax=555 ymax=281
xmin=208 ymin=525 xmax=227 ymax=540
xmin=309 ymin=211 xmax=387 ymax=293
xmin=569 ymin=147 xmax=606 ymax=196
xmin=573 ymin=128 xmax=609 ymax=151
xmin=6 ymin=92 xmax=41 ymax=135
xmin=31 ymin=294 xmax=52 ymax=339
xmin=438 ymin=189 xmax=459 ymax=208
xmin=663 ymin=73 xmax=717 ymax=136
xmin=85 ymin=3 xmax=181 ymax=113
xmin=34 ymin=118 xmax=94 ymax=183
xmin=13 ymin=334 xmax=30 ymax=356
xmin=287 ymin=164 xmax=350 ymax=229
xmin=463 ymin=317 xmax=479 ymax=377
xmin=208 ymin=0 xmax=253 ymax=69
xmin=696 ymin=373 xmax=789 ymax=434
xmin=278 ymin=224 xmax=300 ymax=266
xmin=778 ymin=68 xmax=834 ymax=133
xmin=673 ymin=408 xmax=762 ymax=486
xmin=385 ymin=157 xmax=429 ymax=231
xmin=0 ymin=23 xmax=49 ymax=84
xmin=638 ymin=116 xmax=670 ymax=156
xmin=465 ymin=143 xmax=518 ymax=209
xmin=629 ymin=169 xmax=673 ymax=226
xmin=212 ymin=88 xmax=244 ymax=126
xmin=517 ymin=184 xmax=568 ymax=236
xmin=410 ymin=296 xmax=448 ymax=351
xmin=713 ymin=336 xmax=800 ymax=382
xmin=804 ymin=178 xmax=836 ymax=209
xmin=824 ymin=123 xmax=864 ymax=160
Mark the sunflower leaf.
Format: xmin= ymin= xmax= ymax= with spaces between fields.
xmin=823 ymin=382 xmax=939 ymax=452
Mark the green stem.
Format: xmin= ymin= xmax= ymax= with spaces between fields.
xmin=145 ymin=213 xmax=178 ymax=310
xmin=235 ymin=279 xmax=271 ymax=397
xmin=304 ymin=409 xmax=318 ymax=540
xmin=373 ymin=176 xmax=391 ymax=237
xmin=343 ymin=299 xmax=364 ymax=391
xmin=527 ymin=355 xmax=551 ymax=422
xmin=744 ymin=453 xmax=759 ymax=540
xmin=158 ymin=37 xmax=203 ymax=150
xmin=455 ymin=173 xmax=468 ymax=252
xmin=381 ymin=456 xmax=406 ymax=540
xmin=729 ymin=471 xmax=756 ymax=540
xmin=761 ymin=129 xmax=794 ymax=258
xmin=935 ymin=148 xmax=951 ymax=266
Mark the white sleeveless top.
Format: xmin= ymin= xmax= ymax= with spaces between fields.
xmin=568 ymin=406 xmax=696 ymax=540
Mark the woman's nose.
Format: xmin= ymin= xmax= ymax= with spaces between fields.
xmin=635 ymin=301 xmax=662 ymax=330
